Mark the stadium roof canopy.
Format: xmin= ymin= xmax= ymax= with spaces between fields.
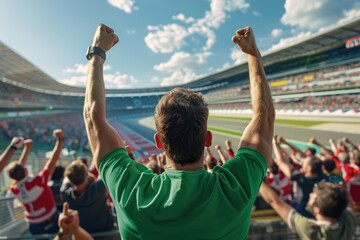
xmin=1 ymin=16 xmax=360 ymax=96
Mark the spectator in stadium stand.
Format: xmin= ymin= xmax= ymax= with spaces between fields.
xmin=214 ymin=144 xmax=228 ymax=165
xmin=204 ymin=146 xmax=218 ymax=172
xmin=83 ymin=24 xmax=274 ymax=239
xmin=49 ymin=165 xmax=66 ymax=212
xmin=225 ymin=140 xmax=235 ymax=159
xmin=310 ymin=138 xmax=359 ymax=183
xmin=6 ymin=129 xmax=64 ymax=235
xmin=277 ymin=136 xmax=316 ymax=168
xmin=54 ymin=202 xmax=93 ymax=240
xmin=60 ymin=160 xmax=117 ymax=236
xmin=274 ymin=136 xmax=326 ymax=218
xmin=0 ymin=136 xmax=24 ymax=172
xmin=259 ymin=181 xmax=359 ymax=240
xmin=347 ymin=169 xmax=360 ymax=207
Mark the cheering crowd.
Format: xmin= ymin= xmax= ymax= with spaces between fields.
xmin=0 ymin=23 xmax=359 ymax=240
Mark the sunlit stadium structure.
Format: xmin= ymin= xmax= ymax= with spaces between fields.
xmin=1 ymin=17 xmax=359 ymax=115
xmin=0 ymin=17 xmax=359 ymax=239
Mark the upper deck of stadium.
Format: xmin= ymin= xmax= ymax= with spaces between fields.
xmin=1 ymin=16 xmax=360 ymax=97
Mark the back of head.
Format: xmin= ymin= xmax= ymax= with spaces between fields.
xmin=52 ymin=165 xmax=65 ymax=181
xmin=76 ymin=156 xmax=89 ymax=168
xmin=155 ymin=88 xmax=209 ymax=166
xmin=322 ymin=159 xmax=336 ymax=174
xmin=7 ymin=162 xmax=26 ymax=181
xmin=313 ymin=182 xmax=348 ymax=219
xmin=308 ymin=156 xmax=323 ymax=176
xmin=65 ymin=160 xmax=87 ymax=185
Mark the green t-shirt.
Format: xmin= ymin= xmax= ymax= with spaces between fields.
xmin=99 ymin=147 xmax=267 ymax=240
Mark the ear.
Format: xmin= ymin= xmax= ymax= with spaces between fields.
xmin=154 ymin=133 xmax=164 ymax=149
xmin=205 ymin=130 xmax=212 ymax=147
xmin=313 ymin=206 xmax=320 ymax=215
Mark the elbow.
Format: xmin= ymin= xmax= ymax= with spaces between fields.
xmin=83 ymin=102 xmax=105 ymax=124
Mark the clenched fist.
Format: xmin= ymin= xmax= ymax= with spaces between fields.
xmin=91 ymin=24 xmax=119 ymax=53
xmin=232 ymin=27 xmax=259 ymax=56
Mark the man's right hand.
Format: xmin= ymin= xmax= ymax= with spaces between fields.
xmin=232 ymin=27 xmax=259 ymax=56
xmin=91 ymin=24 xmax=119 ymax=53
xmin=24 ymin=139 xmax=34 ymax=149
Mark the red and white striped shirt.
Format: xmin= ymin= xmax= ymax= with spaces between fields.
xmin=11 ymin=169 xmax=57 ymax=224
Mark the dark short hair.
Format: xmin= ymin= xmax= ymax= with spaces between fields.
xmin=7 ymin=162 xmax=26 ymax=181
xmin=306 ymin=147 xmax=316 ymax=156
xmin=322 ymin=159 xmax=336 ymax=173
xmin=65 ymin=160 xmax=87 ymax=185
xmin=76 ymin=156 xmax=89 ymax=167
xmin=155 ymin=88 xmax=209 ymax=166
xmin=313 ymin=182 xmax=348 ymax=219
xmin=309 ymin=157 xmax=323 ymax=176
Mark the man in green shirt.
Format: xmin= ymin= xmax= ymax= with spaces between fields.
xmin=83 ymin=24 xmax=274 ymax=239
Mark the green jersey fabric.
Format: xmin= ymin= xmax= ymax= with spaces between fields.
xmin=99 ymin=147 xmax=267 ymax=240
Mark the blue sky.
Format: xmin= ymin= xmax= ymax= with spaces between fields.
xmin=0 ymin=0 xmax=359 ymax=89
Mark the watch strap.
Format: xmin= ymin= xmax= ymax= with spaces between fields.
xmin=86 ymin=46 xmax=106 ymax=62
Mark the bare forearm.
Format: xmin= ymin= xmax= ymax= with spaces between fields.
xmin=72 ymin=227 xmax=94 ymax=240
xmin=84 ymin=57 xmax=106 ymax=153
xmin=84 ymin=56 xmax=106 ymax=122
xmin=18 ymin=147 xmax=31 ymax=166
xmin=216 ymin=149 xmax=227 ymax=164
xmin=247 ymin=53 xmax=274 ymax=119
xmin=0 ymin=147 xmax=15 ymax=172
xmin=46 ymin=140 xmax=64 ymax=175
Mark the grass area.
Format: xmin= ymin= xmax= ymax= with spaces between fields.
xmin=208 ymin=126 xmax=242 ymax=136
xmin=209 ymin=115 xmax=359 ymax=127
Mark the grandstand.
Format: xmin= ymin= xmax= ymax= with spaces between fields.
xmin=0 ymin=17 xmax=360 ymax=239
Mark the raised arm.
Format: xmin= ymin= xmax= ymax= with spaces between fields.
xmin=278 ymin=136 xmax=305 ymax=158
xmin=18 ymin=139 xmax=34 ymax=166
xmin=215 ymin=144 xmax=227 ymax=165
xmin=55 ymin=202 xmax=94 ymax=240
xmin=45 ymin=129 xmax=64 ymax=176
xmin=0 ymin=137 xmax=24 ymax=172
xmin=343 ymin=137 xmax=359 ymax=151
xmin=273 ymin=137 xmax=292 ymax=179
xmin=259 ymin=182 xmax=293 ymax=222
xmin=309 ymin=137 xmax=332 ymax=157
xmin=84 ymin=24 xmax=124 ymax=169
xmin=232 ymin=27 xmax=275 ymax=163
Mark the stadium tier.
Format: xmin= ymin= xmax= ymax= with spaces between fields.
xmin=0 ymin=17 xmax=360 ymax=240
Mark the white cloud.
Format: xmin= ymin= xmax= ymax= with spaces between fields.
xmin=281 ymin=0 xmax=356 ymax=30
xmin=60 ymin=63 xmax=138 ymax=88
xmin=62 ymin=63 xmax=111 ymax=74
xmin=338 ymin=7 xmax=360 ymax=24
xmin=271 ymin=28 xmax=283 ymax=37
xmin=107 ymin=0 xmax=136 ymax=13
xmin=230 ymin=47 xmax=247 ymax=65
xmin=126 ymin=30 xmax=136 ymax=35
xmin=144 ymin=24 xmax=188 ymax=53
xmin=154 ymin=51 xmax=212 ymax=72
xmin=145 ymin=0 xmax=250 ymax=54
xmin=252 ymin=11 xmax=262 ymax=17
xmin=172 ymin=13 xmax=195 ymax=23
xmin=159 ymin=69 xmax=205 ymax=86
xmin=268 ymin=31 xmax=312 ymax=51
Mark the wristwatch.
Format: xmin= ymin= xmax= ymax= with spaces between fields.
xmin=86 ymin=46 xmax=106 ymax=62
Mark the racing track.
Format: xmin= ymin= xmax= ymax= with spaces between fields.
xmin=118 ymin=115 xmax=360 ymax=152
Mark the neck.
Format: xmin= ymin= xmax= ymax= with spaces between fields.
xmin=166 ymin=157 xmax=204 ymax=171
xmin=316 ymin=214 xmax=337 ymax=224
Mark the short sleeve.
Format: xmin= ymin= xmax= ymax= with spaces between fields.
xmin=99 ymin=148 xmax=152 ymax=205
xmin=288 ymin=209 xmax=314 ymax=239
xmin=219 ymin=148 xmax=267 ymax=199
xmin=35 ymin=169 xmax=50 ymax=186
